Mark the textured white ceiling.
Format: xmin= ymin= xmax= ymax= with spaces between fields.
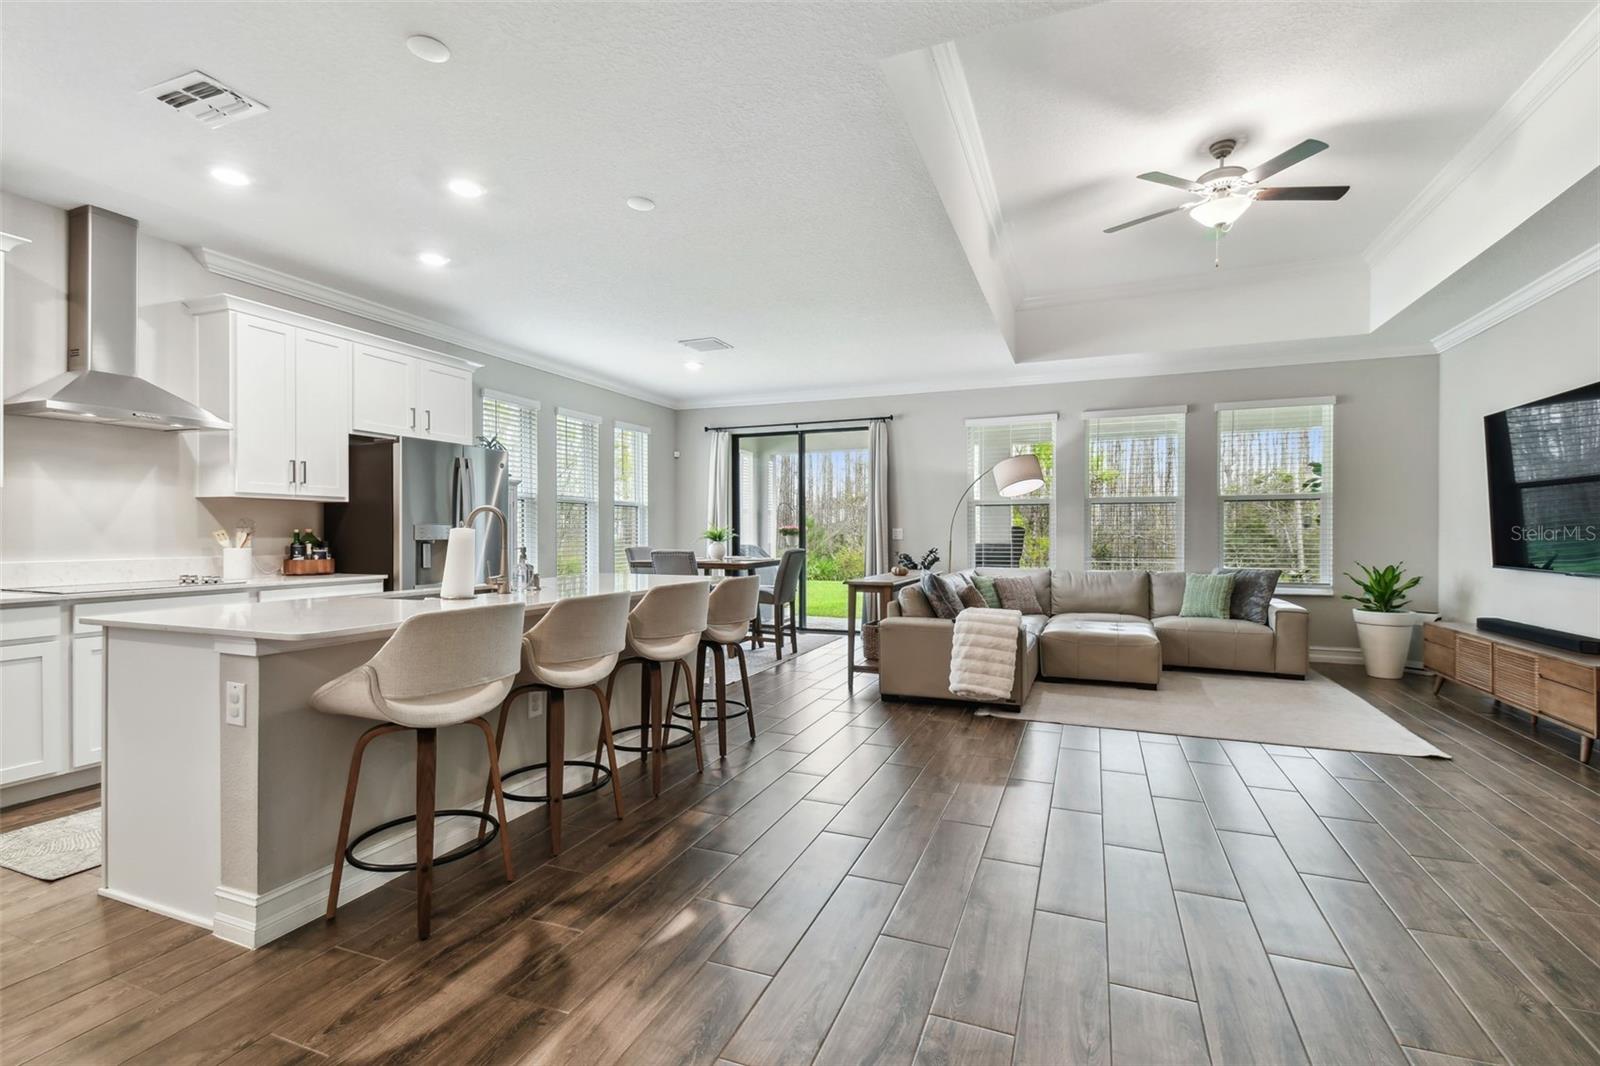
xmin=0 ymin=2 xmax=1056 ymax=405
xmin=957 ymin=1 xmax=1592 ymax=297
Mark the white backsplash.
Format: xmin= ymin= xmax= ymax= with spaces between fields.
xmin=1 ymin=552 xmax=287 ymax=588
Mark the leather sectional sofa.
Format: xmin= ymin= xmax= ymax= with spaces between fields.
xmin=877 ymin=567 xmax=1309 ymax=707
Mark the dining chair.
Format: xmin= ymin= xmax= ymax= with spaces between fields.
xmin=624 ymin=546 xmax=655 ymax=574
xmin=757 ymin=548 xmax=805 ymax=657
xmin=650 ymin=549 xmax=699 ymax=575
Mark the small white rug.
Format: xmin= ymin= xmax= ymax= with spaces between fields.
xmin=0 ymin=809 xmax=102 ymax=881
xmin=978 ymin=670 xmax=1446 ymax=758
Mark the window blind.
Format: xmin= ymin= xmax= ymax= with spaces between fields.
xmin=1217 ymin=400 xmax=1334 ymax=587
xmin=481 ymin=392 xmax=537 ymax=568
xmin=966 ymin=415 xmax=1055 ymax=569
xmin=556 ymin=409 xmax=600 ymax=579
xmin=1084 ymin=407 xmax=1185 ymax=570
xmin=613 ymin=423 xmax=649 ymax=572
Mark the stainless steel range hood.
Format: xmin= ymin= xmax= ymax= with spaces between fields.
xmin=4 ymin=206 xmax=230 ymax=431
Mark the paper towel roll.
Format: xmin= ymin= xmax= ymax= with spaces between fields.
xmin=440 ymin=527 xmax=477 ymax=599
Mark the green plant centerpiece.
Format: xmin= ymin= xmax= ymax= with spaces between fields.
xmin=1342 ymin=561 xmax=1425 ymax=679
xmin=704 ymin=525 xmax=730 ymax=561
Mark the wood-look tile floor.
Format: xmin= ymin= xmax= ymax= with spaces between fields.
xmin=6 ymin=643 xmax=1600 ymax=1065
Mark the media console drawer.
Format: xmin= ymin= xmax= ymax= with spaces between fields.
xmin=1540 ymin=678 xmax=1599 ymax=734
xmin=1540 ymin=656 xmax=1596 ymax=693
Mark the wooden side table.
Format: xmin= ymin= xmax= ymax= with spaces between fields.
xmin=845 ymin=573 xmax=918 ymax=692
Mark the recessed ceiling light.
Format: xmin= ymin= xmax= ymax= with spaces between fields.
xmin=684 ymin=360 xmax=704 ymax=372
xmin=416 ymin=251 xmax=451 ymax=268
xmin=209 ymin=166 xmax=252 ymax=187
xmin=447 ymin=177 xmax=486 ymax=199
xmin=406 ymin=35 xmax=451 ymax=63
xmin=626 ymin=196 xmax=656 ymax=212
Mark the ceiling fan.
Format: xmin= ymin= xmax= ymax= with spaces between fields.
xmin=1104 ymin=137 xmax=1349 ymax=235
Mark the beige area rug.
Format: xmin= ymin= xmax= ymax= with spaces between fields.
xmin=978 ymin=670 xmax=1447 ymax=758
xmin=0 ymin=809 xmax=102 ymax=881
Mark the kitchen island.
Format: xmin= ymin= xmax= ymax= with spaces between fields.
xmin=80 ymin=574 xmax=704 ymax=948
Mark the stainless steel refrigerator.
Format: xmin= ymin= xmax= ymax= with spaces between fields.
xmin=326 ymin=437 xmax=511 ymax=590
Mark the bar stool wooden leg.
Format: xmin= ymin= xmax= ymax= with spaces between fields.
xmin=546 ymin=689 xmax=566 ymax=855
xmin=479 ymin=692 xmax=517 ymax=842
xmin=673 ymin=658 xmax=704 ymax=773
xmin=327 ymin=723 xmax=403 ymax=920
xmin=732 ymin=643 xmax=757 ymax=741
xmin=713 ymin=644 xmax=729 ymax=758
xmin=588 ymin=684 xmax=626 ymax=819
xmin=640 ymin=661 xmax=653 ymax=776
xmin=649 ymin=662 xmax=664 ymax=797
xmin=469 ymin=718 xmax=516 ymax=882
xmin=416 ymin=727 xmax=437 ymax=940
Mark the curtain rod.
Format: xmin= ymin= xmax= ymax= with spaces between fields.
xmin=703 ymin=415 xmax=894 ymax=433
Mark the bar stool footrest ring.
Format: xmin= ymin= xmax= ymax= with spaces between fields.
xmin=346 ymin=810 xmax=500 ymax=873
xmin=501 ymin=760 xmax=613 ymax=803
xmin=670 ymin=698 xmax=753 ymax=722
xmin=610 ymin=721 xmax=695 ymax=753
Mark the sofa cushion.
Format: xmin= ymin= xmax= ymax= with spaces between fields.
xmin=977 ymin=567 xmax=1051 ymax=614
xmin=1150 ymin=571 xmax=1186 ymax=619
xmin=1020 ymin=613 xmax=1051 ymax=639
xmin=1052 ymin=569 xmax=1151 ymax=617
xmin=1215 ymin=567 xmax=1281 ymax=625
xmin=897 ymin=585 xmax=935 ymax=618
xmin=951 ymin=573 xmax=987 ymax=610
xmin=920 ymin=571 xmax=963 ymax=619
xmin=1039 ymin=615 xmax=1161 ymax=686
xmin=1180 ymin=573 xmax=1234 ymax=619
xmin=971 ymin=574 xmax=1001 ymax=609
xmin=992 ymin=575 xmax=1044 ymax=614
xmin=1154 ymin=615 xmax=1275 ymax=672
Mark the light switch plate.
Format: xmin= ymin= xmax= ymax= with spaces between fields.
xmin=224 ymin=681 xmax=246 ymax=727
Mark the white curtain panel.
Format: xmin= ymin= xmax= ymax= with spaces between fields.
xmin=707 ymin=430 xmax=732 ymax=534
xmin=866 ymin=419 xmax=891 ymax=622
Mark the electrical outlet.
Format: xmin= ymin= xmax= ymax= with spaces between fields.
xmin=892 ymin=528 xmax=904 ymax=541
xmin=224 ymin=681 xmax=246 ymax=727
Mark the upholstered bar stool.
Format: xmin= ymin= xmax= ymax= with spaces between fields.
xmin=674 ymin=575 xmax=761 ymax=758
xmin=601 ymin=580 xmax=710 ymax=797
xmin=315 ymin=602 xmax=525 ymax=940
xmin=480 ymin=590 xmax=631 ymax=855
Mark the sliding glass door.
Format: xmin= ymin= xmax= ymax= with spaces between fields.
xmin=731 ymin=427 xmax=870 ymax=631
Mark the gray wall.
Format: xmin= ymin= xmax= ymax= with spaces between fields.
xmin=1437 ymin=275 xmax=1600 ymax=636
xmin=676 ymin=355 xmax=1442 ymax=651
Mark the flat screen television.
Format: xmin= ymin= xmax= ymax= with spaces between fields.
xmin=1484 ymin=381 xmax=1600 ymax=578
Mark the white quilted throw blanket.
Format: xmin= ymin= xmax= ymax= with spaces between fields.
xmin=949 ymin=607 xmax=1022 ymax=702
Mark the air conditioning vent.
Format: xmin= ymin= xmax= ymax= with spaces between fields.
xmin=143 ymin=71 xmax=269 ymax=129
xmin=678 ymin=337 xmax=733 ymax=353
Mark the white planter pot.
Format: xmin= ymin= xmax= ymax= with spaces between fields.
xmin=1352 ymin=609 xmax=1419 ymax=679
xmin=708 ymin=541 xmax=727 ymax=561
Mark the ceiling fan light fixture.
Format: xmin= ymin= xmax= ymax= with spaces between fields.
xmin=1189 ymin=193 xmax=1253 ymax=230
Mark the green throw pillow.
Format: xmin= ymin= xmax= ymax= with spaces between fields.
xmin=971 ymin=574 xmax=1001 ymax=609
xmin=1179 ymin=572 xmax=1234 ymax=619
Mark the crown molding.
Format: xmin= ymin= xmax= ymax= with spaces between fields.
xmin=682 ymin=342 xmax=1436 ymax=411
xmin=928 ymin=41 xmax=1024 ymax=309
xmin=1432 ymin=243 xmax=1600 ymax=352
xmin=1016 ymin=256 xmax=1365 ymax=310
xmin=1364 ymin=7 xmax=1600 ymax=267
xmin=189 ymin=247 xmax=678 ymax=409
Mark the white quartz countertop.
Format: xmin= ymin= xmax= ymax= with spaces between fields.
xmin=0 ymin=572 xmax=388 ymax=608
xmin=80 ymin=574 xmax=706 ymax=642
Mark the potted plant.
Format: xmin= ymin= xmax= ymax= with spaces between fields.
xmin=704 ymin=526 xmax=729 ymax=561
xmin=1342 ymin=562 xmax=1424 ymax=679
xmin=778 ymin=523 xmax=799 ymax=545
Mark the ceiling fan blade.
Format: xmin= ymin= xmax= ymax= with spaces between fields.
xmin=1104 ymin=203 xmax=1197 ymax=234
xmin=1242 ymin=139 xmax=1329 ymax=184
xmin=1137 ymin=171 xmax=1203 ymax=192
xmin=1252 ymin=185 xmax=1350 ymax=201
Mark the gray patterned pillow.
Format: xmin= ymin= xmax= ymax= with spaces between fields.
xmin=1213 ymin=567 xmax=1281 ymax=625
xmin=919 ymin=571 xmax=963 ymax=619
xmin=992 ymin=575 xmax=1044 ymax=614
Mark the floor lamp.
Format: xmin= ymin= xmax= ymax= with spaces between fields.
xmin=945 ymin=453 xmax=1046 ymax=574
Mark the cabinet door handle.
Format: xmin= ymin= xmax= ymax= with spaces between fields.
xmin=289 ymin=459 xmax=297 ymax=484
xmin=410 ymin=407 xmax=417 ymax=429
xmin=425 ymin=409 xmax=432 ymax=432
xmin=300 ymin=460 xmax=308 ymax=484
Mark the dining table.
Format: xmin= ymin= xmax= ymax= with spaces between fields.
xmin=694 ymin=555 xmax=780 ymax=577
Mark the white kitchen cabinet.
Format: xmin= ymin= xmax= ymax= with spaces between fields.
xmin=0 ymin=640 xmax=67 ymax=786
xmin=352 ymin=344 xmax=474 ymax=445
xmin=193 ymin=305 xmax=353 ymax=500
xmin=70 ymin=632 xmax=103 ymax=768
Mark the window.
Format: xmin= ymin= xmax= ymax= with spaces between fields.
xmin=966 ymin=415 xmax=1055 ymax=569
xmin=481 ymin=391 xmax=537 ymax=568
xmin=555 ymin=409 xmax=600 ymax=579
xmin=613 ymin=423 xmax=649 ymax=572
xmin=1217 ymin=399 xmax=1334 ymax=588
xmin=1084 ymin=407 xmax=1185 ymax=570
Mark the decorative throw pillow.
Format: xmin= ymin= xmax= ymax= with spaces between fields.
xmin=951 ymin=574 xmax=987 ymax=610
xmin=1180 ymin=572 xmax=1234 ymax=619
xmin=992 ymin=575 xmax=1044 ymax=614
xmin=971 ymin=574 xmax=1001 ymax=609
xmin=897 ymin=585 xmax=935 ymax=618
xmin=919 ymin=571 xmax=963 ymax=619
xmin=1213 ymin=567 xmax=1281 ymax=625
